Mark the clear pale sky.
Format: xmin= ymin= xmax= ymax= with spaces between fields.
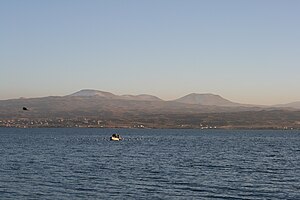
xmin=1 ymin=0 xmax=299 ymax=105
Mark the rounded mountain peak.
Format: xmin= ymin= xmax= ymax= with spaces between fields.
xmin=69 ymin=89 xmax=116 ymax=98
xmin=175 ymin=93 xmax=239 ymax=106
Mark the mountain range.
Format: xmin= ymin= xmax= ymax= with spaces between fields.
xmin=1 ymin=89 xmax=299 ymax=116
xmin=1 ymin=89 xmax=300 ymax=128
xmin=69 ymin=89 xmax=246 ymax=106
xmin=69 ymin=89 xmax=163 ymax=102
xmin=67 ymin=89 xmax=300 ymax=108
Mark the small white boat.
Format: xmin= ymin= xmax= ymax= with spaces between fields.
xmin=110 ymin=134 xmax=122 ymax=141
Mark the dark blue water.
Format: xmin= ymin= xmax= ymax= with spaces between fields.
xmin=0 ymin=128 xmax=299 ymax=199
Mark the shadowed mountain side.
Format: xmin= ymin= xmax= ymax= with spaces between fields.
xmin=134 ymin=110 xmax=300 ymax=129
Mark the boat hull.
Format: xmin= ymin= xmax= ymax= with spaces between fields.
xmin=110 ymin=137 xmax=121 ymax=141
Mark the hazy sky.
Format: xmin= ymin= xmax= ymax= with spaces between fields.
xmin=1 ymin=0 xmax=299 ymax=105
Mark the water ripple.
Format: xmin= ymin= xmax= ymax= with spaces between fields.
xmin=0 ymin=128 xmax=300 ymax=199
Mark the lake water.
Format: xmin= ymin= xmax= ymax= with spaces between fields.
xmin=0 ymin=128 xmax=299 ymax=199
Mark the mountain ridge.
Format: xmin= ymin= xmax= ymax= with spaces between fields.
xmin=1 ymin=89 xmax=300 ymax=129
xmin=68 ymin=89 xmax=163 ymax=102
xmin=174 ymin=93 xmax=242 ymax=107
xmin=0 ymin=89 xmax=268 ymax=120
xmin=68 ymin=89 xmax=249 ymax=106
xmin=1 ymin=89 xmax=300 ymax=109
xmin=68 ymin=89 xmax=117 ymax=98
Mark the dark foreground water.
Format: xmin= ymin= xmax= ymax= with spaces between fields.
xmin=0 ymin=128 xmax=299 ymax=199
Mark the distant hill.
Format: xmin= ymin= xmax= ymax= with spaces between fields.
xmin=174 ymin=93 xmax=242 ymax=107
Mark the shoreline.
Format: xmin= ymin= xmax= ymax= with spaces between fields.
xmin=0 ymin=126 xmax=298 ymax=130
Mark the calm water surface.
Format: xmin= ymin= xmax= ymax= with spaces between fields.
xmin=0 ymin=128 xmax=300 ymax=199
